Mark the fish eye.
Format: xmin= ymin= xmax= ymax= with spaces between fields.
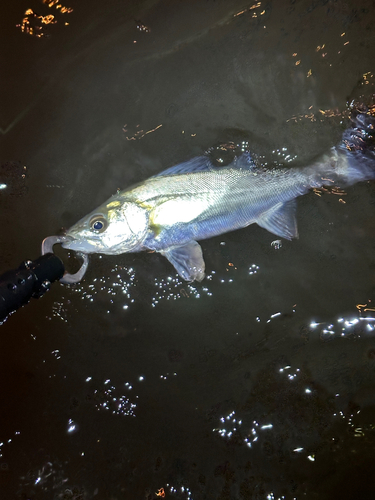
xmin=89 ymin=214 xmax=108 ymax=233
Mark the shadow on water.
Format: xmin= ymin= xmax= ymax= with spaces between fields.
xmin=1 ymin=0 xmax=375 ymax=499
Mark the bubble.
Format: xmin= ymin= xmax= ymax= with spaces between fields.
xmin=271 ymin=240 xmax=282 ymax=250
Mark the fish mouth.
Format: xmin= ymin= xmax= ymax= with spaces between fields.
xmin=41 ymin=235 xmax=89 ymax=284
xmin=60 ymin=236 xmax=99 ymax=254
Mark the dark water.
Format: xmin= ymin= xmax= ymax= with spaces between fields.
xmin=1 ymin=0 xmax=375 ymax=498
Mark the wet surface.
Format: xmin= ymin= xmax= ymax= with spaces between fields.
xmin=1 ymin=0 xmax=375 ymax=498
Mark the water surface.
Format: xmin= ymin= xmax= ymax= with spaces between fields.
xmin=1 ymin=0 xmax=375 ymax=498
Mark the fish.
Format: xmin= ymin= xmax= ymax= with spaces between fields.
xmin=57 ymin=107 xmax=375 ymax=283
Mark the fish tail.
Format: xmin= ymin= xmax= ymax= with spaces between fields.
xmin=335 ymin=105 xmax=375 ymax=185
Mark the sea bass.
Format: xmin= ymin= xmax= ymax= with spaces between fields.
xmin=45 ymin=108 xmax=375 ymax=283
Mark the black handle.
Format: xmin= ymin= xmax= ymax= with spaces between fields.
xmin=0 ymin=253 xmax=65 ymax=323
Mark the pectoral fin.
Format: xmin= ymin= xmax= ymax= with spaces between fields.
xmin=257 ymin=199 xmax=298 ymax=240
xmin=160 ymin=241 xmax=205 ymax=282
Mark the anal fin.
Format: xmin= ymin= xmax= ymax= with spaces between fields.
xmin=257 ymin=199 xmax=298 ymax=240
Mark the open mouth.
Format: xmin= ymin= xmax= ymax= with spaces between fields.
xmin=41 ymin=235 xmax=89 ymax=284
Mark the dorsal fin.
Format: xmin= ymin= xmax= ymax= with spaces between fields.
xmin=153 ymin=151 xmax=256 ymax=177
xmin=152 ymin=156 xmax=214 ymax=177
xmin=233 ymin=151 xmax=256 ymax=170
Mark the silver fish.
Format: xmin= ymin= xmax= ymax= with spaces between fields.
xmin=47 ymin=109 xmax=375 ymax=283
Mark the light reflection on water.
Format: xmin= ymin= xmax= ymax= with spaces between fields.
xmin=209 ymin=354 xmax=375 ymax=483
xmin=87 ymin=378 xmax=138 ymax=417
xmin=16 ymin=0 xmax=73 ymax=37
xmin=305 ymin=312 xmax=375 ymax=341
xmin=212 ymin=364 xmax=312 ymax=452
xmin=165 ymin=483 xmax=194 ymax=499
xmin=46 ymin=259 xmax=263 ymax=319
xmin=0 ymin=431 xmax=21 ymax=459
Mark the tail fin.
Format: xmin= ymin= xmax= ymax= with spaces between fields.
xmin=337 ymin=105 xmax=375 ymax=185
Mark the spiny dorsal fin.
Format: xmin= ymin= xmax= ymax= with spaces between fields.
xmin=153 ymin=152 xmax=256 ymax=177
xmin=152 ymin=156 xmax=213 ymax=177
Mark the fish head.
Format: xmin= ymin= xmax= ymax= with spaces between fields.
xmin=62 ymin=198 xmax=149 ymax=255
